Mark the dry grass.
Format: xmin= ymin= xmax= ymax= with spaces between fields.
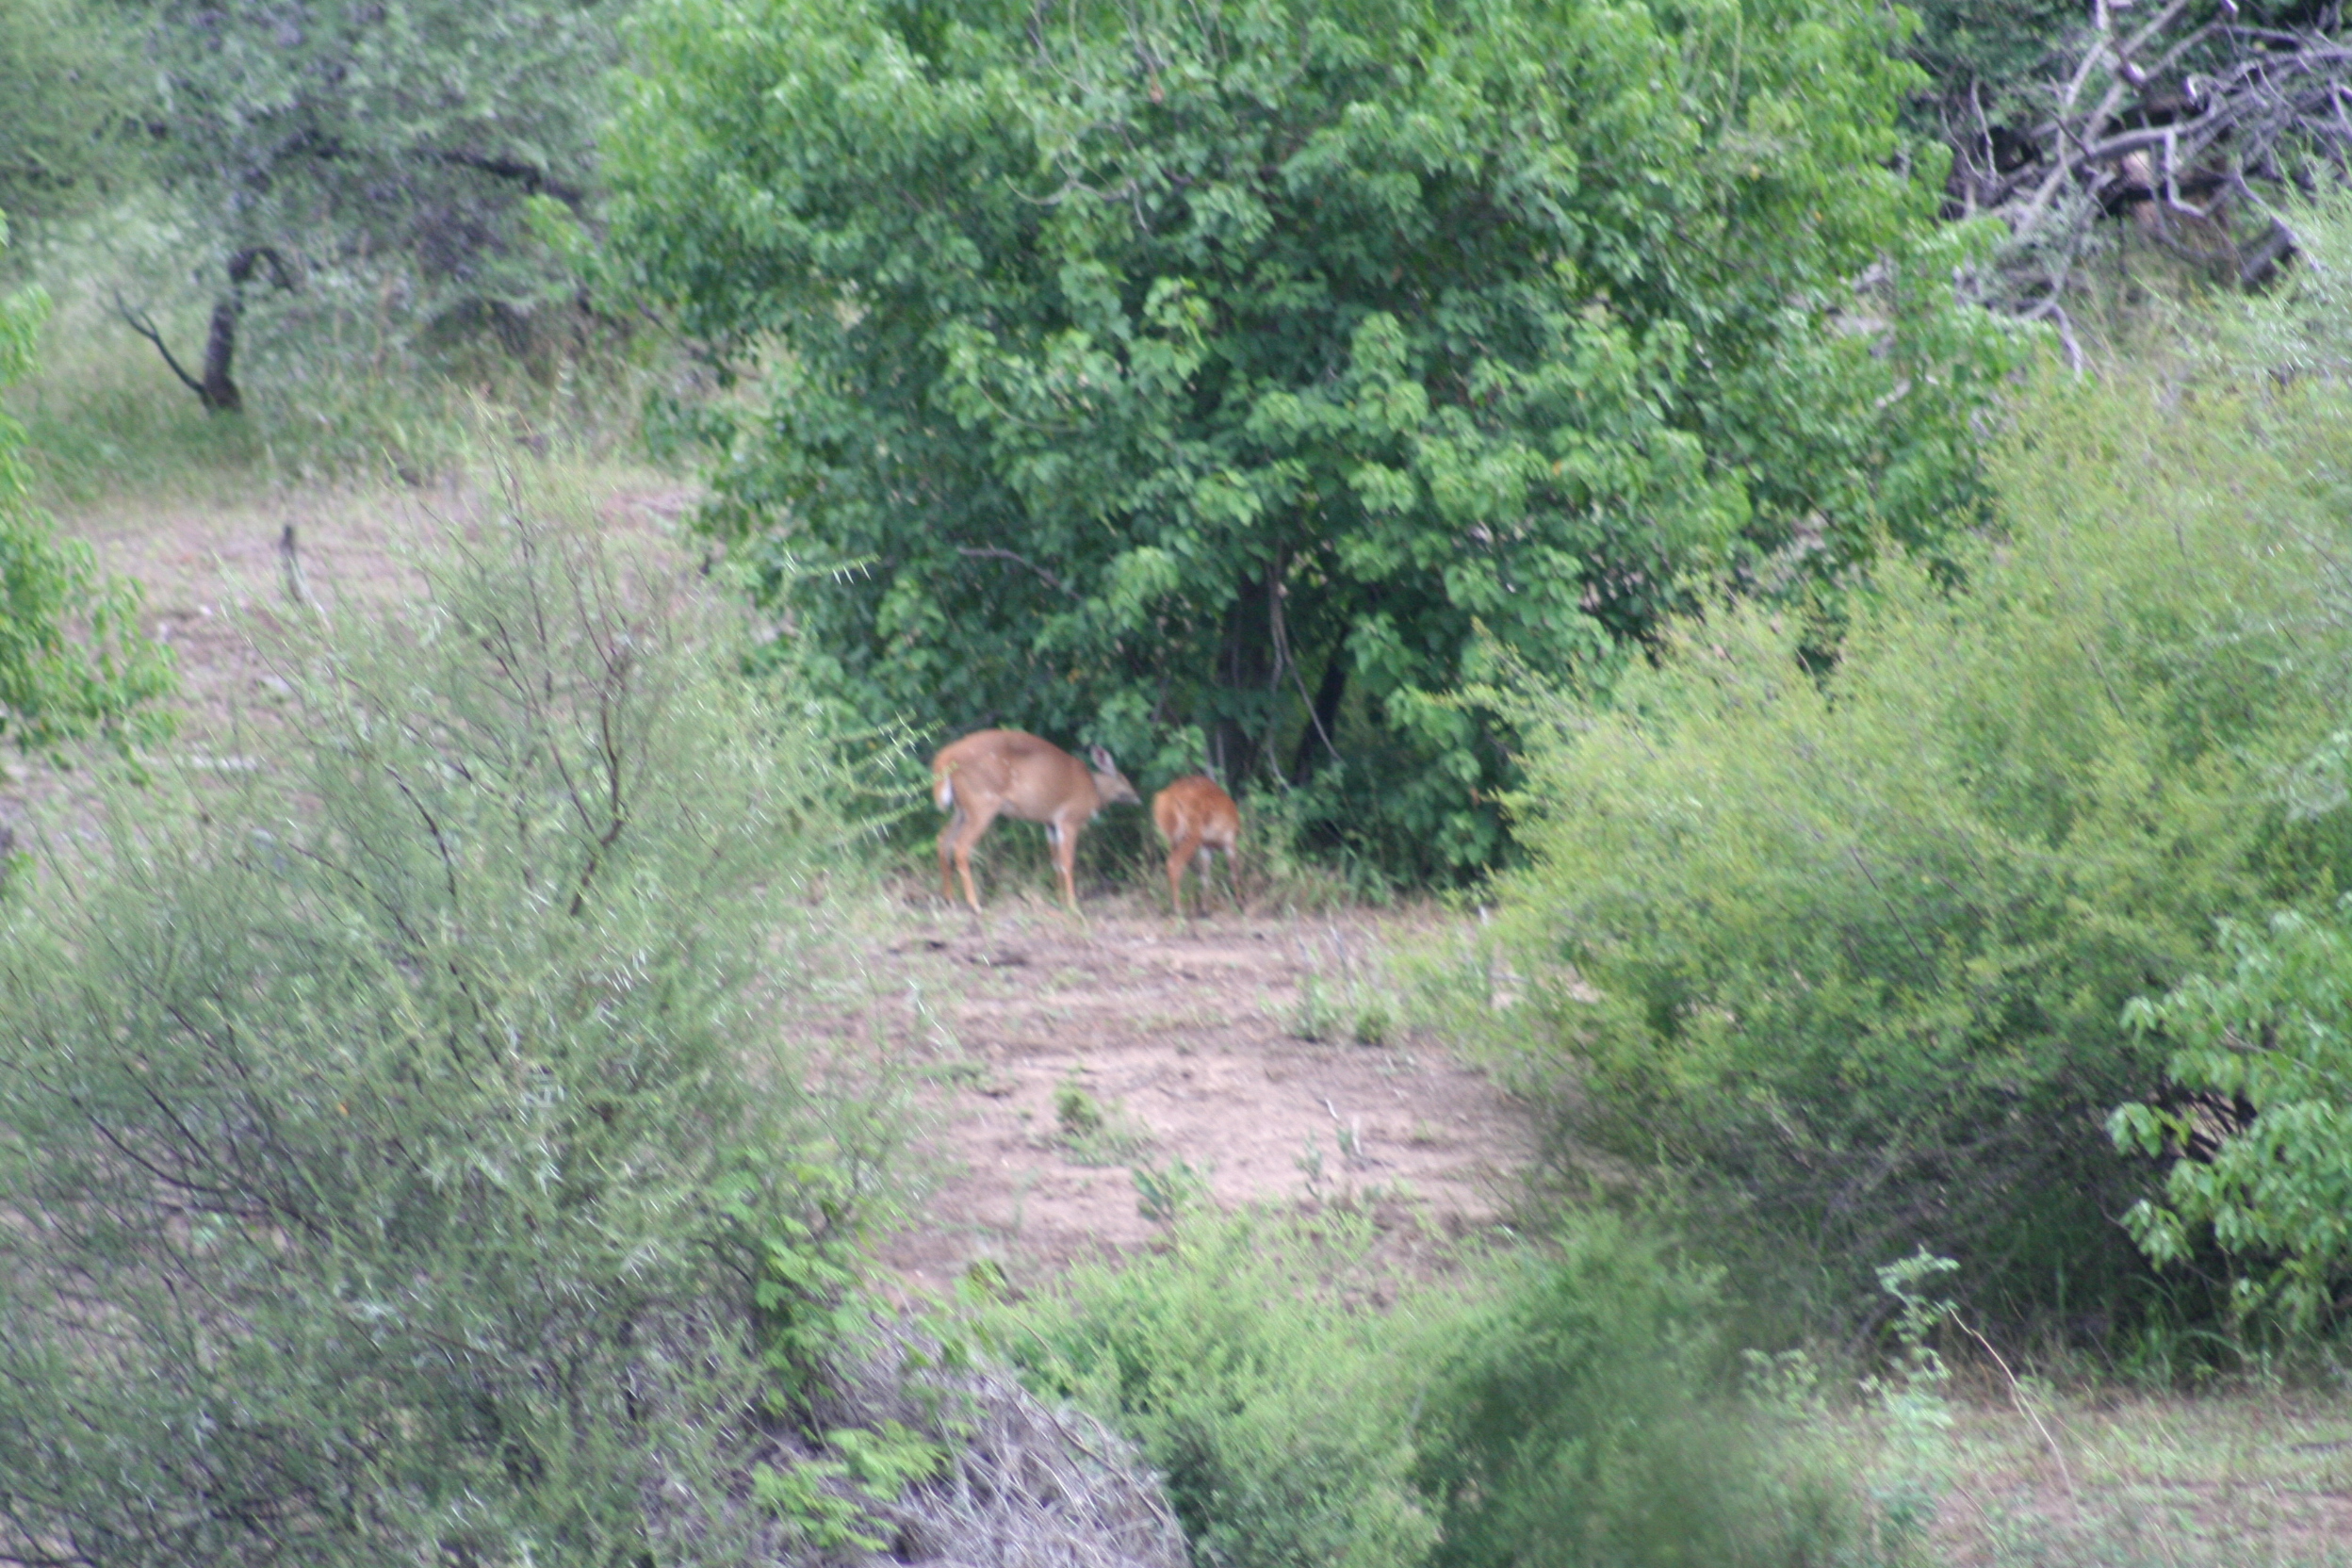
xmin=1928 ymin=1386 xmax=2352 ymax=1566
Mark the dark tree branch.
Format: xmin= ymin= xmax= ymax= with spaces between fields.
xmin=422 ymin=149 xmax=588 ymax=213
xmin=1947 ymin=16 xmax=2352 ymax=310
xmin=110 ymin=292 xmax=207 ymax=400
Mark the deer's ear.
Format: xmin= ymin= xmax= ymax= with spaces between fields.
xmin=1088 ymin=744 xmax=1116 ymax=771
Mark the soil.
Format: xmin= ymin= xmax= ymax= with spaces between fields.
xmin=21 ymin=472 xmax=1536 ymax=1298
xmin=862 ymin=891 xmax=1529 ymax=1296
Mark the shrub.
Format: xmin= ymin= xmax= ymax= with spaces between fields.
xmin=603 ymin=0 xmax=2013 ymax=879
xmin=0 ymin=482 xmax=890 ymax=1566
xmin=0 ymin=216 xmax=174 ymax=747
xmin=988 ymin=1209 xmax=1870 ymax=1568
xmin=1485 ymin=363 xmax=2352 ymax=1333
xmin=1416 ymin=1218 xmax=1869 ymax=1568
xmin=988 ymin=1210 xmax=1442 ymax=1568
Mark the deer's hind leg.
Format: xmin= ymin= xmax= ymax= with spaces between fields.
xmin=1165 ymin=831 xmax=1200 ymax=917
xmin=944 ymin=803 xmax=1001 ymax=912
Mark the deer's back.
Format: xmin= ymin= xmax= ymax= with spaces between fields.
xmin=935 ymin=729 xmax=1095 ymax=819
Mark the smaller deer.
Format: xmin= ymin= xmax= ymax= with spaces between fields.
xmin=1152 ymin=776 xmax=1241 ymax=917
xmin=933 ymin=729 xmax=1140 ymax=912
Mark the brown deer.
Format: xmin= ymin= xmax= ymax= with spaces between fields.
xmin=932 ymin=729 xmax=1140 ymax=912
xmin=1152 ymin=776 xmax=1241 ymax=917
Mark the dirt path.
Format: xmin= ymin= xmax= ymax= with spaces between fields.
xmin=865 ymin=893 xmax=1529 ymax=1293
xmin=26 ymin=475 xmax=1535 ymax=1295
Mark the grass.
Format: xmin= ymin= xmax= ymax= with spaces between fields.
xmin=6 ymin=212 xmax=663 ymax=508
xmin=1930 ymin=1386 xmax=2352 ymax=1566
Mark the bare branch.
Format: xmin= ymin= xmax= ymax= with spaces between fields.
xmin=109 ymin=292 xmax=205 ymax=400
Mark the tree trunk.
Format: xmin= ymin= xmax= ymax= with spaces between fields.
xmin=1290 ymin=651 xmax=1347 ymax=781
xmin=1214 ymin=569 xmax=1276 ymax=785
xmin=194 ymin=246 xmax=294 ymax=415
xmin=197 ymin=292 xmax=243 ymax=413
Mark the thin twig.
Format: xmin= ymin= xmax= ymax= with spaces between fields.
xmin=1956 ymin=1315 xmax=2077 ymax=1499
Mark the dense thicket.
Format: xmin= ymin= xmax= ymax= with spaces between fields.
xmin=0 ymin=0 xmax=147 ymax=235
xmin=602 ymin=0 xmax=2014 ymax=876
xmin=0 ymin=496 xmax=877 ymax=1565
xmin=1488 ymin=351 xmax=2352 ymax=1332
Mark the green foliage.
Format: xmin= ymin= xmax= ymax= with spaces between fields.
xmin=0 ymin=486 xmax=890 ymax=1566
xmin=122 ymin=0 xmax=626 ymax=413
xmin=1487 ymin=362 xmax=2352 ymax=1331
xmin=1416 ymin=1217 xmax=1869 ymax=1568
xmin=0 ymin=0 xmax=149 ymax=234
xmin=604 ymin=0 xmax=2016 ymax=878
xmin=2113 ymin=905 xmax=2352 ymax=1332
xmin=1132 ymin=1156 xmax=1212 ymax=1223
xmin=753 ymin=1422 xmax=945 ymax=1552
xmin=992 ymin=1209 xmax=1873 ymax=1568
xmin=990 ymin=1210 xmax=1443 ymax=1568
xmin=1857 ymin=1251 xmax=1959 ymax=1542
xmin=0 ymin=221 xmax=175 ymax=747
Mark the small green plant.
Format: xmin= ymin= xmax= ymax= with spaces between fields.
xmin=753 ymin=1462 xmax=889 ymax=1553
xmin=1052 ymin=1067 xmax=1151 ymax=1165
xmin=753 ymin=1424 xmax=949 ymax=1557
xmin=1297 ymin=1135 xmax=1328 ymax=1195
xmin=1291 ymin=972 xmax=1339 ymax=1041
xmin=1291 ymin=929 xmax=1404 ymax=1047
xmin=1863 ymin=1250 xmax=1960 ymax=1545
xmin=1133 ymin=1158 xmax=1213 ymax=1224
xmin=1053 ymin=1070 xmax=1104 ymax=1139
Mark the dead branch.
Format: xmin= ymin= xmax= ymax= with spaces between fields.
xmin=1950 ymin=12 xmax=2352 ymax=310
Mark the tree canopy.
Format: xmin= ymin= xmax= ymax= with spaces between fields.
xmin=123 ymin=0 xmax=629 ymax=412
xmin=606 ymin=0 xmax=2015 ymax=873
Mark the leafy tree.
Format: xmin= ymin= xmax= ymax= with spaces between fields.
xmin=603 ymin=0 xmax=2014 ymax=875
xmin=121 ymin=0 xmax=627 ymax=413
xmin=0 ymin=0 xmax=150 ymax=237
xmin=0 ymin=216 xmax=174 ymax=750
xmin=2113 ymin=904 xmax=2352 ymax=1333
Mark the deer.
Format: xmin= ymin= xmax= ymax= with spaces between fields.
xmin=1152 ymin=775 xmax=1241 ymax=917
xmin=932 ymin=729 xmax=1140 ymax=913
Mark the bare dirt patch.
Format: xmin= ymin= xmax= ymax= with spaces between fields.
xmin=864 ymin=892 xmax=1530 ymax=1295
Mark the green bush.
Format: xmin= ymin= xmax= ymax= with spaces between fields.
xmin=1485 ymin=363 xmax=2352 ymax=1333
xmin=603 ymin=0 xmax=2014 ymax=879
xmin=990 ymin=1210 xmax=1440 ymax=1568
xmin=0 ymin=483 xmax=891 ymax=1566
xmin=1416 ymin=1217 xmax=1869 ymax=1568
xmin=988 ymin=1210 xmax=1873 ymax=1568
xmin=0 ymin=217 xmax=174 ymax=746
